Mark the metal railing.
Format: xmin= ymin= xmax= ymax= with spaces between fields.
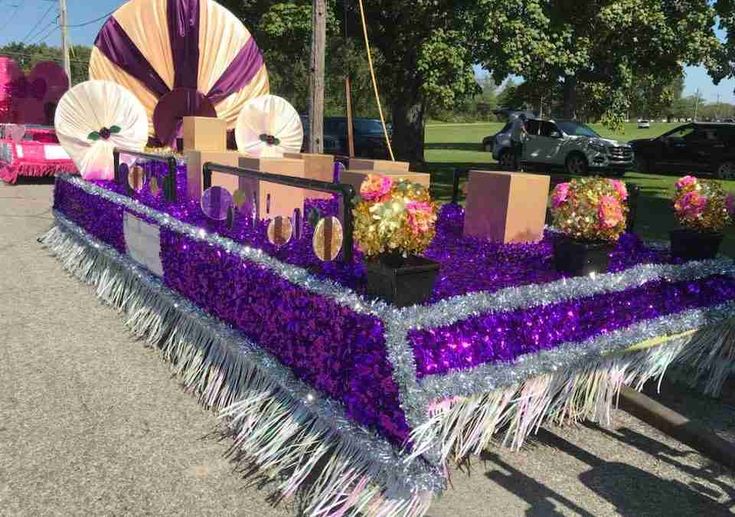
xmin=113 ymin=147 xmax=179 ymax=202
xmin=202 ymin=162 xmax=356 ymax=262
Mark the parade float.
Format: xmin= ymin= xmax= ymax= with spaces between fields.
xmin=0 ymin=57 xmax=76 ymax=183
xmin=40 ymin=1 xmax=735 ymax=516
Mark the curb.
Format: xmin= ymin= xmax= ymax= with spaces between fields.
xmin=619 ymin=386 xmax=735 ymax=471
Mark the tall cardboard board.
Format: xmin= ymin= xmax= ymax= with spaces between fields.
xmin=463 ymin=170 xmax=550 ymax=243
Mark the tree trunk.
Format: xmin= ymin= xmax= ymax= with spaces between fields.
xmin=562 ymin=75 xmax=577 ymax=119
xmin=390 ymin=79 xmax=425 ymax=166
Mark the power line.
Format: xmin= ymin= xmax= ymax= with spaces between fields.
xmin=24 ymin=17 xmax=59 ymax=45
xmin=61 ymin=9 xmax=115 ymax=28
xmin=0 ymin=3 xmax=21 ymax=32
xmin=32 ymin=23 xmax=60 ymax=45
xmin=21 ymin=3 xmax=55 ymax=43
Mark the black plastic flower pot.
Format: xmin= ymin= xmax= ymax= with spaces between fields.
xmin=670 ymin=228 xmax=723 ymax=261
xmin=553 ymin=236 xmax=613 ymax=276
xmin=366 ymin=254 xmax=440 ymax=307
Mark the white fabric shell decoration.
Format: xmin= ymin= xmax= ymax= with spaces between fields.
xmin=235 ymin=95 xmax=303 ymax=158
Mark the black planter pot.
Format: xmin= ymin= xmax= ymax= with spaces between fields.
xmin=670 ymin=228 xmax=723 ymax=261
xmin=366 ymin=254 xmax=440 ymax=307
xmin=553 ymin=236 xmax=613 ymax=276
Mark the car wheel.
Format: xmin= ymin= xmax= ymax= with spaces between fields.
xmin=716 ymin=161 xmax=735 ymax=180
xmin=565 ymin=153 xmax=589 ymax=176
xmin=498 ymin=149 xmax=513 ymax=169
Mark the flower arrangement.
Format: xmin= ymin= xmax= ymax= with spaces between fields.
xmin=672 ymin=175 xmax=731 ymax=233
xmin=550 ymin=177 xmax=629 ymax=242
xmin=353 ymin=174 xmax=438 ymax=258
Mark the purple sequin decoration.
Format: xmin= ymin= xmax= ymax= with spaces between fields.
xmin=52 ymin=175 xmax=735 ymax=449
xmin=160 ymin=229 xmax=410 ymax=443
xmin=54 ymin=179 xmax=125 ymax=253
xmin=410 ymin=275 xmax=735 ymax=377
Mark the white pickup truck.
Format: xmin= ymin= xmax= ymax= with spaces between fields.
xmin=492 ymin=119 xmax=634 ymax=176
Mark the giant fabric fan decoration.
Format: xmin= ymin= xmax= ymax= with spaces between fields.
xmin=89 ymin=0 xmax=269 ymax=145
xmin=54 ymin=80 xmax=149 ymax=180
xmin=235 ymin=95 xmax=303 ymax=158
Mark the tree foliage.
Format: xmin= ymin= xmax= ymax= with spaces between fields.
xmin=0 ymin=42 xmax=91 ymax=85
xmin=476 ymin=0 xmax=722 ymax=129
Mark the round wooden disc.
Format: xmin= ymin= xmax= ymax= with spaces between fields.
xmin=312 ymin=216 xmax=343 ymax=261
xmin=267 ymin=216 xmax=293 ymax=246
xmin=128 ymin=164 xmax=145 ymax=192
xmin=149 ymin=175 xmax=160 ymax=196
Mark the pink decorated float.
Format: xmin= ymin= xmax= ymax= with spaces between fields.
xmin=0 ymin=58 xmax=75 ymax=183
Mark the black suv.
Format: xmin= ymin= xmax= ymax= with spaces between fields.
xmin=629 ymin=123 xmax=735 ymax=179
xmin=301 ymin=117 xmax=391 ymax=158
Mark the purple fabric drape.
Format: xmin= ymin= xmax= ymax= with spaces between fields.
xmin=207 ymin=37 xmax=264 ymax=105
xmin=168 ymin=0 xmax=200 ymax=90
xmin=94 ymin=17 xmax=170 ymax=98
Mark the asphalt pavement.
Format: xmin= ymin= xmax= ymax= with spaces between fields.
xmin=0 ymin=180 xmax=733 ymax=516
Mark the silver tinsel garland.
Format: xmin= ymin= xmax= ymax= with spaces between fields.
xmin=55 ymin=174 xmax=735 ymax=451
xmin=41 ymin=215 xmax=444 ymax=516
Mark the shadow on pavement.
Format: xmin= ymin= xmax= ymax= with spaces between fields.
xmin=480 ymin=428 xmax=732 ymax=517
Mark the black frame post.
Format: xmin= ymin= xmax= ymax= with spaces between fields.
xmin=202 ymin=162 xmax=356 ymax=262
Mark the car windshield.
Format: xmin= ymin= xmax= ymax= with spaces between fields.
xmin=556 ymin=121 xmax=600 ymax=138
xmin=354 ymin=119 xmax=384 ymax=134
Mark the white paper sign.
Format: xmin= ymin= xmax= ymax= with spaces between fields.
xmin=123 ymin=212 xmax=163 ymax=277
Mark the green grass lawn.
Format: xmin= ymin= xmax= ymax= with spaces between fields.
xmin=424 ymin=121 xmax=735 ymax=255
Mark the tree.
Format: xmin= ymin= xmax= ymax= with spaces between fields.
xmin=0 ymin=42 xmax=90 ymax=85
xmin=225 ymin=0 xmax=480 ymax=164
xmin=475 ymin=0 xmax=721 ymax=129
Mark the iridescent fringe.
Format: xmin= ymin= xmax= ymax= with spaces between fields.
xmin=408 ymin=330 xmax=733 ymax=465
xmin=673 ymin=323 xmax=735 ymax=396
xmin=40 ymin=223 xmax=434 ymax=517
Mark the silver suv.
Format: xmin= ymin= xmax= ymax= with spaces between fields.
xmin=492 ymin=119 xmax=634 ymax=176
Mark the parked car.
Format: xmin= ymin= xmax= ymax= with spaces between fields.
xmin=493 ymin=118 xmax=634 ymax=176
xmin=638 ymin=119 xmax=651 ymax=129
xmin=628 ymin=122 xmax=735 ymax=179
xmin=482 ymin=109 xmax=536 ymax=152
xmin=482 ymin=121 xmax=511 ymax=153
xmin=301 ymin=116 xmax=391 ymax=158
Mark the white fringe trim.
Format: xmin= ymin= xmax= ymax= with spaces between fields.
xmin=409 ymin=325 xmax=734 ymax=465
xmin=41 ymin=223 xmax=436 ymax=517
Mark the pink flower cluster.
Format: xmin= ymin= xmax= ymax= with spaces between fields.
xmin=598 ymin=194 xmax=625 ymax=229
xmin=674 ymin=190 xmax=707 ymax=219
xmin=360 ymin=174 xmax=393 ymax=202
xmin=675 ymin=175 xmax=698 ymax=191
xmin=405 ymin=200 xmax=435 ymax=234
xmin=551 ymin=182 xmax=570 ymax=208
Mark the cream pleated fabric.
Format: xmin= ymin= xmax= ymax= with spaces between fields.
xmin=235 ymin=95 xmax=303 ymax=158
xmin=89 ymin=0 xmax=269 ymax=136
xmin=54 ymin=80 xmax=149 ymax=180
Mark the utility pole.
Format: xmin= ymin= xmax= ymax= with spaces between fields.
xmin=59 ymin=0 xmax=71 ymax=85
xmin=308 ymin=0 xmax=326 ymax=154
xmin=693 ymin=88 xmax=701 ymax=122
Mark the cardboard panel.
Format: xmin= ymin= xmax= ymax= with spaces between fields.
xmin=182 ymin=116 xmax=227 ymax=152
xmin=184 ymin=149 xmax=242 ymax=200
xmin=341 ymin=170 xmax=431 ymax=195
xmin=238 ymin=157 xmax=306 ymax=219
xmin=349 ymin=158 xmax=410 ymax=172
xmin=283 ymin=152 xmax=334 ymax=200
xmin=463 ymin=170 xmax=550 ymax=243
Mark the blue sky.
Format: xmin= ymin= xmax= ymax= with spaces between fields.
xmin=2 ymin=0 xmax=734 ymax=102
